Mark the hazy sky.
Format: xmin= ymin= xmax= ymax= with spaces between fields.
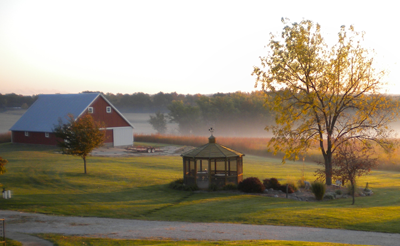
xmin=0 ymin=0 xmax=399 ymax=96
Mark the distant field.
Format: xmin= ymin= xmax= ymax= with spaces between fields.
xmin=0 ymin=110 xmax=178 ymax=134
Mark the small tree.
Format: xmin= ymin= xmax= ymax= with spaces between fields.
xmin=0 ymin=156 xmax=8 ymax=187
xmin=331 ymin=141 xmax=377 ymax=205
xmin=149 ymin=111 xmax=167 ymax=134
xmin=53 ymin=114 xmax=105 ymax=174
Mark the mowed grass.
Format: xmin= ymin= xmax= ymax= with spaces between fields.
xmin=1 ymin=143 xmax=400 ymax=233
xmin=36 ymin=234 xmax=366 ymax=246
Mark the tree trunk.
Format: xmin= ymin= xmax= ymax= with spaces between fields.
xmin=83 ymin=157 xmax=87 ymax=174
xmin=324 ymin=154 xmax=333 ymax=185
xmin=351 ymin=180 xmax=355 ymax=205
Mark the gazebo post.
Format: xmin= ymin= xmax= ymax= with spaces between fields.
xmin=224 ymin=158 xmax=227 ymax=186
xmin=208 ymin=159 xmax=211 ymax=185
xmin=194 ymin=158 xmax=197 ymax=185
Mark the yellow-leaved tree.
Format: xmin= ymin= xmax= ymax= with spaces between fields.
xmin=252 ymin=19 xmax=398 ymax=185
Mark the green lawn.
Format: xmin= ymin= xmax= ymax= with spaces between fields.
xmin=1 ymin=143 xmax=400 ymax=233
xmin=36 ymin=234 xmax=368 ymax=246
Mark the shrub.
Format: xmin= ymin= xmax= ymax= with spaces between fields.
xmin=208 ymin=183 xmax=218 ymax=191
xmin=335 ymin=189 xmax=343 ymax=195
xmin=263 ymin=178 xmax=281 ymax=190
xmin=169 ymin=179 xmax=198 ymax=191
xmin=222 ymin=183 xmax=237 ymax=190
xmin=0 ymin=132 xmax=11 ymax=143
xmin=297 ymin=179 xmax=306 ymax=188
xmin=311 ymin=182 xmax=326 ymax=201
xmin=279 ymin=184 xmax=295 ymax=193
xmin=324 ymin=192 xmax=336 ymax=200
xmin=238 ymin=177 xmax=265 ymax=193
xmin=286 ymin=181 xmax=298 ymax=192
xmin=347 ymin=183 xmax=358 ymax=195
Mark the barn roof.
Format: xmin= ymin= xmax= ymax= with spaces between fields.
xmin=10 ymin=93 xmax=131 ymax=132
xmin=181 ymin=136 xmax=244 ymax=159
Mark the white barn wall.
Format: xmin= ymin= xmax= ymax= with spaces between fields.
xmin=112 ymin=127 xmax=133 ymax=146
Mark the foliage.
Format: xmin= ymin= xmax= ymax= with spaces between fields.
xmin=335 ymin=189 xmax=343 ymax=195
xmin=149 ymin=111 xmax=167 ymax=134
xmin=324 ymin=192 xmax=336 ymax=200
xmin=279 ymin=184 xmax=295 ymax=193
xmin=286 ymin=181 xmax=298 ymax=192
xmin=168 ymin=100 xmax=202 ymax=135
xmin=252 ymin=19 xmax=399 ymax=185
xmin=332 ymin=141 xmax=377 ymax=205
xmin=0 ymin=93 xmax=37 ymax=109
xmin=297 ymin=179 xmax=306 ymax=188
xmin=0 ymin=132 xmax=11 ymax=143
xmin=208 ymin=183 xmax=218 ymax=191
xmin=311 ymin=182 xmax=326 ymax=201
xmin=222 ymin=183 xmax=238 ymax=190
xmin=169 ymin=179 xmax=199 ymax=191
xmin=238 ymin=177 xmax=265 ymax=193
xmin=263 ymin=178 xmax=281 ymax=190
xmin=0 ymin=156 xmax=7 ymax=175
xmin=53 ymin=114 xmax=105 ymax=174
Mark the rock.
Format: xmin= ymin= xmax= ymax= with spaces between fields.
xmin=269 ymin=188 xmax=274 ymax=191
xmin=274 ymin=195 xmax=278 ymax=198
xmin=264 ymin=189 xmax=269 ymax=193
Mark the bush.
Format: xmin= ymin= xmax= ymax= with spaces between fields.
xmin=263 ymin=178 xmax=281 ymax=190
xmin=222 ymin=183 xmax=238 ymax=190
xmin=335 ymin=189 xmax=343 ymax=195
xmin=311 ymin=182 xmax=326 ymax=201
xmin=324 ymin=192 xmax=336 ymax=200
xmin=208 ymin=183 xmax=218 ymax=191
xmin=297 ymin=179 xmax=306 ymax=188
xmin=169 ymin=179 xmax=198 ymax=191
xmin=279 ymin=184 xmax=295 ymax=193
xmin=238 ymin=177 xmax=265 ymax=193
xmin=347 ymin=183 xmax=358 ymax=195
xmin=286 ymin=181 xmax=298 ymax=192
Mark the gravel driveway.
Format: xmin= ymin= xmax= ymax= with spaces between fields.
xmin=2 ymin=210 xmax=400 ymax=246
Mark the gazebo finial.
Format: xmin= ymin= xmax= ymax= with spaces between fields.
xmin=209 ymin=127 xmax=214 ymax=136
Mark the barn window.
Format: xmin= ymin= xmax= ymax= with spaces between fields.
xmin=45 ymin=132 xmax=49 ymax=138
xmin=106 ymin=106 xmax=112 ymax=113
xmin=88 ymin=107 xmax=93 ymax=114
xmin=24 ymin=131 xmax=29 ymax=137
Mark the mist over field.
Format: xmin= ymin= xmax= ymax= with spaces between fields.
xmin=0 ymin=109 xmax=274 ymax=137
xmin=2 ymin=109 xmax=400 ymax=139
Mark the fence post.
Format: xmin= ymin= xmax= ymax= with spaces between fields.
xmin=0 ymin=219 xmax=5 ymax=245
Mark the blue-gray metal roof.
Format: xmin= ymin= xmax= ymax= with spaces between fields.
xmin=10 ymin=93 xmax=100 ymax=132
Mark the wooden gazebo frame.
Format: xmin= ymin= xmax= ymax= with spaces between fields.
xmin=181 ymin=135 xmax=244 ymax=189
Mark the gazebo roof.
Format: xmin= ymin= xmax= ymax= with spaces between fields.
xmin=181 ymin=135 xmax=244 ymax=159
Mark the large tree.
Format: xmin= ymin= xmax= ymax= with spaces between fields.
xmin=149 ymin=111 xmax=167 ymax=134
xmin=54 ymin=114 xmax=105 ymax=174
xmin=252 ymin=19 xmax=398 ymax=185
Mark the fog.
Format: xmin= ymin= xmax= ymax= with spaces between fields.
xmin=1 ymin=109 xmax=399 ymax=139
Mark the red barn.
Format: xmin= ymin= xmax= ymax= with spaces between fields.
xmin=10 ymin=93 xmax=134 ymax=146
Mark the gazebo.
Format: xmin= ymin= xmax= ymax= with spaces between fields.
xmin=181 ymin=132 xmax=244 ymax=189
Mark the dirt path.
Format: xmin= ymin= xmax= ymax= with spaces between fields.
xmin=2 ymin=210 xmax=400 ymax=246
